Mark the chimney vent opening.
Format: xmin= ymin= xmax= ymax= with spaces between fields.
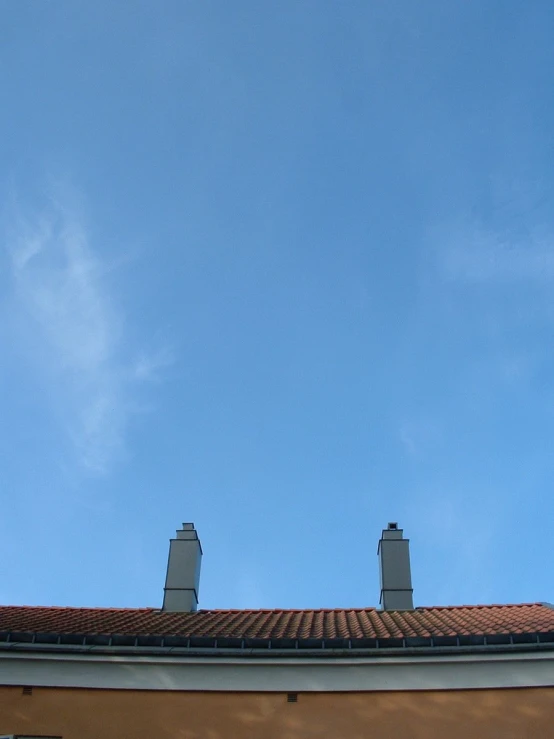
xmin=388 ymin=522 xmax=398 ymax=530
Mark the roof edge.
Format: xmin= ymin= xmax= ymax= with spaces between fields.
xmin=0 ymin=602 xmax=547 ymax=614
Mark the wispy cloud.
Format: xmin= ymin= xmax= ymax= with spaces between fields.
xmin=431 ymin=208 xmax=554 ymax=287
xmin=398 ymin=417 xmax=442 ymax=459
xmin=4 ymin=190 xmax=170 ymax=474
xmin=132 ymin=347 xmax=175 ymax=382
xmin=424 ymin=206 xmax=554 ymax=387
xmin=404 ymin=486 xmax=499 ymax=606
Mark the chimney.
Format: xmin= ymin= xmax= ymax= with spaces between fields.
xmin=162 ymin=523 xmax=202 ymax=612
xmin=378 ymin=522 xmax=414 ymax=610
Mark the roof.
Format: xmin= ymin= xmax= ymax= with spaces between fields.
xmin=1 ymin=603 xmax=553 ymax=651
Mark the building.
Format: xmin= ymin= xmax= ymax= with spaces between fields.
xmin=0 ymin=523 xmax=553 ymax=738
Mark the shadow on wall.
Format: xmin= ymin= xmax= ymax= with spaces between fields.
xmin=0 ymin=685 xmax=552 ymax=739
xmin=231 ymin=689 xmax=550 ymax=739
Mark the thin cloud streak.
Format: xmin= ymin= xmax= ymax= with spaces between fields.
xmin=5 ymin=194 xmax=169 ymax=474
xmin=434 ymin=223 xmax=554 ymax=285
xmin=398 ymin=417 xmax=442 ymax=459
xmin=133 ymin=347 xmax=175 ymax=383
xmin=405 ymin=487 xmax=498 ymax=606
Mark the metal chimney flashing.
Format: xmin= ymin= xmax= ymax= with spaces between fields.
xmin=162 ymin=522 xmax=203 ymax=613
xmin=378 ymin=522 xmax=414 ymax=611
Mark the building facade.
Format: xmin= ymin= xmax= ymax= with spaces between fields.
xmin=1 ymin=523 xmax=553 ymax=738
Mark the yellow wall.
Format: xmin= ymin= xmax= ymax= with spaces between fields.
xmin=0 ymin=686 xmax=552 ymax=739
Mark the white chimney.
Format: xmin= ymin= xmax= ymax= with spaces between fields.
xmin=162 ymin=523 xmax=202 ymax=612
xmin=378 ymin=522 xmax=414 ymax=610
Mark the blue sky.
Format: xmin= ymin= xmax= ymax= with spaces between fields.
xmin=1 ymin=1 xmax=554 ymax=611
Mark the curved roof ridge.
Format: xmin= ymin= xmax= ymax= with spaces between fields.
xmin=417 ymin=602 xmax=542 ymax=611
xmin=1 ymin=605 xmax=156 ymax=612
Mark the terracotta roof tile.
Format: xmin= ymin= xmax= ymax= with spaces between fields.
xmin=0 ymin=603 xmax=553 ymax=642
